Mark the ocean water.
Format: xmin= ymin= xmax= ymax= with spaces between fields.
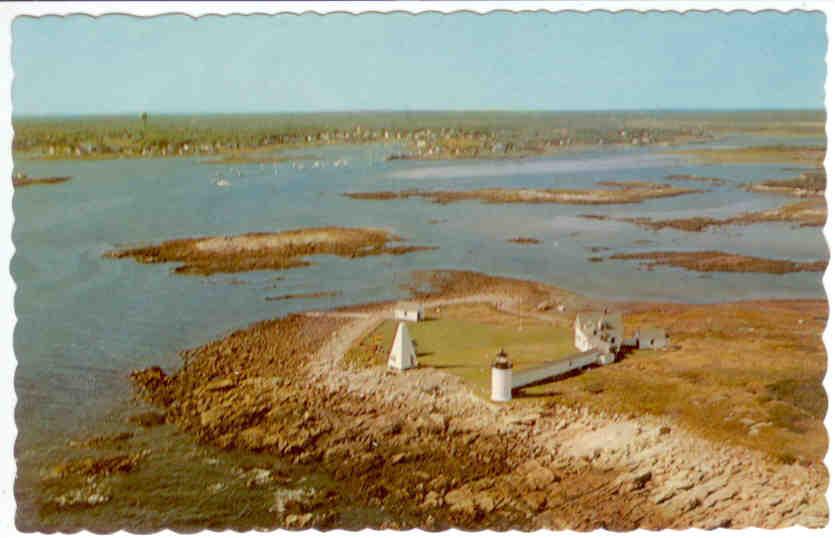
xmin=12 ymin=138 xmax=827 ymax=451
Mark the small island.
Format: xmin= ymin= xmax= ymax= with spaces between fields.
xmin=12 ymin=172 xmax=72 ymax=188
xmin=610 ymin=251 xmax=827 ymax=274
xmin=345 ymin=183 xmax=702 ymax=206
xmin=507 ymin=237 xmax=542 ymax=245
xmin=105 ymin=227 xmax=435 ymax=276
xmin=582 ymin=198 xmax=826 ymax=232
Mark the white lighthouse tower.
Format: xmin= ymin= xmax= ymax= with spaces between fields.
xmin=388 ymin=322 xmax=417 ymax=371
xmin=491 ymin=349 xmax=513 ymax=402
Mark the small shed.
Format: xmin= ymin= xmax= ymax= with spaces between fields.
xmin=394 ymin=303 xmax=424 ymax=323
xmin=637 ymin=327 xmax=668 ymax=350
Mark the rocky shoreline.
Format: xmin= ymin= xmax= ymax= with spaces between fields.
xmin=113 ymin=270 xmax=828 ymax=530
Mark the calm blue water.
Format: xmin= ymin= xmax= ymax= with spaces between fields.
xmin=12 ymin=138 xmax=827 ymax=449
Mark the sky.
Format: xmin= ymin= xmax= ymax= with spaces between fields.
xmin=11 ymin=11 xmax=827 ymax=116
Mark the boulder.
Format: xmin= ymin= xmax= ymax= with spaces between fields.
xmin=473 ymin=491 xmax=497 ymax=513
xmin=688 ymin=474 xmax=731 ymax=505
xmin=421 ymin=491 xmax=443 ymax=510
xmin=428 ymin=476 xmax=450 ymax=493
xmin=520 ymin=460 xmax=556 ymax=491
xmin=273 ymin=487 xmax=315 ymax=514
xmin=701 ymin=517 xmax=733 ymax=529
xmin=205 ymin=377 xmax=236 ymax=391
xmin=621 ymin=470 xmax=652 ymax=492
xmin=127 ymin=411 xmax=166 ymax=428
xmin=284 ymin=513 xmax=314 ymax=528
xmin=200 ymin=406 xmax=227 ymax=428
xmin=536 ymin=300 xmax=554 ymax=312
xmin=52 ymin=482 xmax=112 ymax=509
xmin=245 ymin=468 xmax=274 ymax=488
xmin=522 ymin=491 xmax=547 ymax=511
xmin=445 ymin=487 xmax=477 ymax=516
xmin=238 ymin=426 xmax=267 ymax=449
xmin=426 ymin=413 xmax=447 ymax=434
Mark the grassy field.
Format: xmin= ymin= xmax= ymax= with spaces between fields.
xmin=344 ymin=303 xmax=576 ymax=399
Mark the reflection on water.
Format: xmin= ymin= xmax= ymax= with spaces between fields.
xmin=12 ymin=139 xmax=827 ymax=449
xmin=390 ymin=151 xmax=685 ymax=180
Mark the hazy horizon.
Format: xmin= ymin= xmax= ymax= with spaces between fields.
xmin=12 ymin=107 xmax=828 ymax=120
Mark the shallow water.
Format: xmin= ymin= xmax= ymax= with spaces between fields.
xmin=12 ymin=137 xmax=826 ymax=455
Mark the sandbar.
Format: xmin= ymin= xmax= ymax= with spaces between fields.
xmin=13 ymin=175 xmax=71 ymax=188
xmin=507 ymin=237 xmax=542 ymax=245
xmin=583 ymin=198 xmax=826 ymax=232
xmin=611 ymin=250 xmax=826 ymax=274
xmin=345 ymin=183 xmax=702 ymax=206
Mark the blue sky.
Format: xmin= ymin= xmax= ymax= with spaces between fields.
xmin=12 ymin=11 xmax=826 ymax=116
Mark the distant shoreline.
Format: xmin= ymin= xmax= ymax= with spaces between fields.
xmin=13 ymin=110 xmax=824 ymax=162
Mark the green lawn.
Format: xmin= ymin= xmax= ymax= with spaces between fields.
xmin=361 ymin=318 xmax=575 ymax=399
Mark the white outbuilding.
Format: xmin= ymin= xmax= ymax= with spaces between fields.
xmin=388 ymin=322 xmax=418 ymax=371
xmin=394 ymin=303 xmax=424 ymax=323
xmin=636 ymin=327 xmax=668 ymax=350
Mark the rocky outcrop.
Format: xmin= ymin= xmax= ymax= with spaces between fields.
xmin=125 ymin=276 xmax=827 ymax=530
